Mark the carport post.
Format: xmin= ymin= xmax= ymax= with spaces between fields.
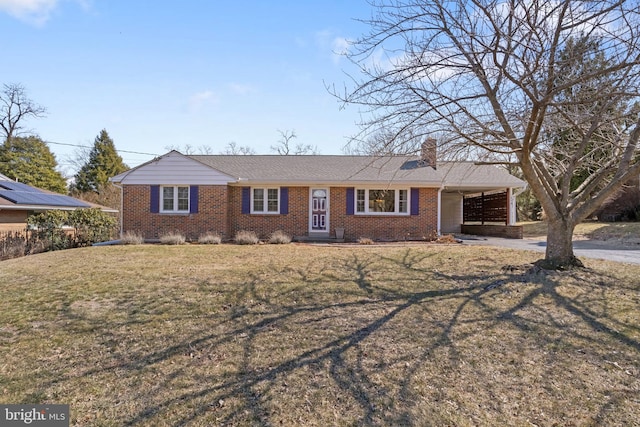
xmin=506 ymin=188 xmax=511 ymax=225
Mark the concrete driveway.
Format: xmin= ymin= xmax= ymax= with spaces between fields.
xmin=458 ymin=235 xmax=640 ymax=265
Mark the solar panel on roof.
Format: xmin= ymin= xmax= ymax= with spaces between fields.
xmin=0 ymin=190 xmax=90 ymax=208
xmin=0 ymin=181 xmax=44 ymax=193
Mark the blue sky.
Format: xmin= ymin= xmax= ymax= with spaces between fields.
xmin=0 ymin=0 xmax=372 ymax=175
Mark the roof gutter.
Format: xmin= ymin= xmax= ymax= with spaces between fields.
xmin=0 ymin=204 xmax=95 ymax=211
xmin=227 ymin=180 xmax=445 ymax=187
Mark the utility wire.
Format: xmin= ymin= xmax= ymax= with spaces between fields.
xmin=44 ymin=140 xmax=161 ymax=157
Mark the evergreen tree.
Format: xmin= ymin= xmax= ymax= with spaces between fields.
xmin=0 ymin=135 xmax=67 ymax=193
xmin=73 ymin=129 xmax=127 ymax=193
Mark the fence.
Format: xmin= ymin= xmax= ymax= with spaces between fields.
xmin=463 ymin=192 xmax=508 ymax=224
xmin=0 ymin=229 xmax=40 ymax=261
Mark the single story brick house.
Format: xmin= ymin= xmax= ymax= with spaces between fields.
xmin=110 ymin=144 xmax=526 ymax=241
xmin=0 ymin=173 xmax=117 ymax=232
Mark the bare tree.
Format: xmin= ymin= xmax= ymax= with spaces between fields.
xmin=335 ymin=0 xmax=640 ymax=268
xmin=270 ymin=130 xmax=319 ymax=155
xmin=220 ymin=141 xmax=256 ymax=155
xmin=164 ymin=144 xmax=215 ymax=155
xmin=0 ymin=83 xmax=46 ymax=143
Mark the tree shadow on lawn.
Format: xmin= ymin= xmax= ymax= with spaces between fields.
xmin=38 ymin=249 xmax=640 ymax=426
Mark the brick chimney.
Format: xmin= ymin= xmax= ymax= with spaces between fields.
xmin=420 ymin=138 xmax=437 ymax=168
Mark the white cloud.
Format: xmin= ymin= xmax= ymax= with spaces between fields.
xmin=187 ymin=90 xmax=218 ymax=112
xmin=331 ymin=36 xmax=351 ymax=64
xmin=228 ymin=83 xmax=253 ymax=95
xmin=315 ymin=29 xmax=352 ymax=64
xmin=0 ymin=0 xmax=90 ymax=25
xmin=0 ymin=0 xmax=58 ymax=25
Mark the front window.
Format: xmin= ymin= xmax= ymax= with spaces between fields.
xmin=356 ymin=189 xmax=409 ymax=215
xmin=252 ymin=188 xmax=279 ymax=213
xmin=161 ymin=186 xmax=190 ymax=213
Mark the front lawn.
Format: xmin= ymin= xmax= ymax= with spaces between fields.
xmin=521 ymin=220 xmax=640 ymax=241
xmin=0 ymin=244 xmax=638 ymax=426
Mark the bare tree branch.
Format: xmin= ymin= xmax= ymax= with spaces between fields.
xmin=0 ymin=83 xmax=46 ymax=143
xmin=220 ymin=141 xmax=256 ymax=155
xmin=334 ymin=0 xmax=640 ymax=267
xmin=270 ymin=130 xmax=320 ymax=155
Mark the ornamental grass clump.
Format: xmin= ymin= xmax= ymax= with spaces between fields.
xmin=435 ymin=234 xmax=460 ymax=244
xmin=269 ymin=230 xmax=291 ymax=244
xmin=358 ymin=237 xmax=374 ymax=245
xmin=120 ymin=231 xmax=145 ymax=245
xmin=198 ymin=232 xmax=222 ymax=245
xmin=234 ymin=230 xmax=259 ymax=245
xmin=159 ymin=231 xmax=186 ymax=245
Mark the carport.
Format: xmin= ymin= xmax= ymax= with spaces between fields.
xmin=440 ymin=185 xmax=524 ymax=239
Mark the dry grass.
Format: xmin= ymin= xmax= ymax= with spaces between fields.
xmin=234 ymin=230 xmax=259 ymax=245
xmin=520 ymin=220 xmax=640 ymax=241
xmin=358 ymin=237 xmax=375 ymax=245
xmin=0 ymin=244 xmax=638 ymax=426
xmin=268 ymin=230 xmax=291 ymax=244
xmin=159 ymin=231 xmax=187 ymax=245
xmin=198 ymin=232 xmax=222 ymax=245
xmin=120 ymin=231 xmax=145 ymax=245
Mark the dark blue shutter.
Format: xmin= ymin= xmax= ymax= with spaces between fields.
xmin=410 ymin=188 xmax=419 ymax=215
xmin=190 ymin=186 xmax=199 ymax=214
xmin=346 ymin=188 xmax=355 ymax=215
xmin=280 ymin=187 xmax=289 ymax=214
xmin=150 ymin=185 xmax=160 ymax=213
xmin=241 ymin=187 xmax=251 ymax=214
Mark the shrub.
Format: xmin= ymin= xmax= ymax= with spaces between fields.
xmin=198 ymin=232 xmax=222 ymax=244
xmin=358 ymin=237 xmax=374 ymax=245
xmin=68 ymin=208 xmax=118 ymax=246
xmin=235 ymin=230 xmax=259 ymax=245
xmin=121 ymin=231 xmax=145 ymax=245
xmin=435 ymin=234 xmax=460 ymax=244
xmin=0 ymin=230 xmax=28 ymax=260
xmin=159 ymin=232 xmax=186 ymax=245
xmin=27 ymin=208 xmax=118 ymax=251
xmin=269 ymin=230 xmax=291 ymax=244
xmin=27 ymin=210 xmax=73 ymax=251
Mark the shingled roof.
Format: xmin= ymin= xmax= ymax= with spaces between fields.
xmin=188 ymin=154 xmax=525 ymax=189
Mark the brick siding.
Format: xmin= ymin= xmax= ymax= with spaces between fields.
xmin=227 ymin=186 xmax=308 ymax=239
xmin=122 ymin=185 xmax=228 ymax=240
xmin=461 ymin=224 xmax=523 ymax=239
xmin=123 ymin=185 xmax=439 ymax=242
xmin=331 ymin=187 xmax=439 ymax=241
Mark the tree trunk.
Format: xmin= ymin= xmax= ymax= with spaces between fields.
xmin=542 ymin=217 xmax=584 ymax=269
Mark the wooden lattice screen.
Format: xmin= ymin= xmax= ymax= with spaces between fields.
xmin=463 ymin=192 xmax=508 ymax=224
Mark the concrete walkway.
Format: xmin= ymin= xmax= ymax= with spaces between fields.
xmin=458 ymin=235 xmax=640 ymax=265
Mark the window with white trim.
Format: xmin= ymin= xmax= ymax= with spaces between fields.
xmin=161 ymin=186 xmax=190 ymax=213
xmin=356 ymin=188 xmax=409 ymax=215
xmin=252 ymin=188 xmax=279 ymax=213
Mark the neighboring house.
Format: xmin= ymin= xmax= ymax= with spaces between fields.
xmin=111 ymin=143 xmax=526 ymax=241
xmin=0 ymin=173 xmax=117 ymax=231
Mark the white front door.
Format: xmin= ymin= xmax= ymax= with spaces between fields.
xmin=310 ymin=188 xmax=329 ymax=233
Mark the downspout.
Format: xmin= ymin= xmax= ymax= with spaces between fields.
xmin=437 ymin=187 xmax=443 ymax=236
xmin=111 ymin=182 xmax=124 ymax=238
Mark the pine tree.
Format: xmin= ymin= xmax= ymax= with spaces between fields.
xmin=0 ymin=135 xmax=67 ymax=193
xmin=73 ymin=129 xmax=127 ymax=193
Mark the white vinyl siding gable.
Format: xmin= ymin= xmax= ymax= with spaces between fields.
xmin=111 ymin=151 xmax=233 ymax=185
